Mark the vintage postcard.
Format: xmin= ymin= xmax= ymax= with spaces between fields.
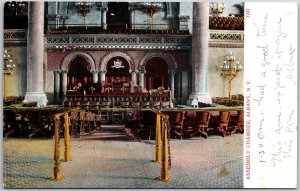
xmin=1 ymin=1 xmax=297 ymax=189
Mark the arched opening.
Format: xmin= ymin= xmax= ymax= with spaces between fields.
xmin=105 ymin=56 xmax=131 ymax=93
xmin=67 ymin=55 xmax=92 ymax=91
xmin=107 ymin=2 xmax=129 ymax=30
xmin=145 ymin=57 xmax=169 ymax=90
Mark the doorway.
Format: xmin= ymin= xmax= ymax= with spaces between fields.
xmin=67 ymin=55 xmax=92 ymax=91
xmin=145 ymin=57 xmax=169 ymax=90
xmin=107 ymin=2 xmax=129 ymax=30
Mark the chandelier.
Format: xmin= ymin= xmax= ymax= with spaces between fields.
xmin=76 ymin=2 xmax=94 ymax=29
xmin=210 ymin=2 xmax=224 ymax=17
xmin=219 ymin=51 xmax=242 ymax=99
xmin=3 ymin=49 xmax=16 ymax=98
xmin=7 ymin=1 xmax=26 ymax=16
xmin=4 ymin=49 xmax=16 ymax=75
xmin=138 ymin=2 xmax=162 ymax=30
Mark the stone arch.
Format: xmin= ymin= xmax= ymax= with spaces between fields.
xmin=60 ymin=51 xmax=96 ymax=71
xmin=139 ymin=52 xmax=177 ymax=73
xmin=100 ymin=51 xmax=134 ymax=72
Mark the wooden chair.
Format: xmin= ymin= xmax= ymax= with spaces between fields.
xmin=216 ymin=111 xmax=231 ymax=137
xmin=24 ymin=111 xmax=52 ymax=138
xmin=183 ymin=111 xmax=196 ymax=138
xmin=231 ymin=110 xmax=244 ymax=134
xmin=85 ymin=112 xmax=96 ymax=134
xmin=70 ymin=109 xmax=79 ymax=137
xmin=95 ymin=113 xmax=102 ymax=131
xmin=193 ymin=111 xmax=210 ymax=138
xmin=81 ymin=101 xmax=90 ymax=110
xmin=79 ymin=110 xmax=87 ymax=135
xmin=3 ymin=110 xmax=19 ymax=138
xmin=90 ymin=101 xmax=100 ymax=109
xmin=169 ymin=111 xmax=185 ymax=140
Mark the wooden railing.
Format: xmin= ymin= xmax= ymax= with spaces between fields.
xmin=50 ymin=109 xmax=74 ymax=181
xmin=152 ymin=109 xmax=172 ymax=182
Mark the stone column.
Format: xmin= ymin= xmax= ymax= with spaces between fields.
xmin=139 ymin=72 xmax=145 ymax=88
xmin=54 ymin=70 xmax=60 ymax=102
xmin=61 ymin=70 xmax=68 ymax=95
xmin=188 ymin=2 xmax=211 ymax=105
xmin=91 ymin=70 xmax=99 ymax=83
xmin=131 ymin=70 xmax=137 ymax=93
xmin=100 ymin=70 xmax=106 ymax=82
xmin=55 ymin=15 xmax=60 ymax=29
xmin=169 ymin=70 xmax=176 ymax=99
xmin=24 ymin=1 xmax=48 ymax=106
xmin=100 ymin=70 xmax=106 ymax=93
xmin=54 ymin=70 xmax=60 ymax=93
xmin=129 ymin=7 xmax=135 ymax=29
xmin=101 ymin=7 xmax=107 ymax=29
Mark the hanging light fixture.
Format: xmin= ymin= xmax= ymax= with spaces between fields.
xmin=75 ymin=2 xmax=94 ymax=29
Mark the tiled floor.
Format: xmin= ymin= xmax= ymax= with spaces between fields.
xmin=3 ymin=125 xmax=243 ymax=189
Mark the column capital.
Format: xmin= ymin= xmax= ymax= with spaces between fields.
xmin=131 ymin=70 xmax=139 ymax=74
xmin=168 ymin=70 xmax=176 ymax=76
xmin=61 ymin=15 xmax=69 ymax=20
xmin=99 ymin=7 xmax=108 ymax=12
xmin=47 ymin=14 xmax=61 ymax=21
xmin=138 ymin=65 xmax=146 ymax=73
xmin=54 ymin=70 xmax=61 ymax=74
xmin=90 ymin=70 xmax=99 ymax=74
xmin=100 ymin=70 xmax=107 ymax=74
xmin=166 ymin=15 xmax=175 ymax=19
xmin=61 ymin=70 xmax=68 ymax=74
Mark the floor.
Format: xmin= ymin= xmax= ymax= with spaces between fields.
xmin=3 ymin=125 xmax=243 ymax=189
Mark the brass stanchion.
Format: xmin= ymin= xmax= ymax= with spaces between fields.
xmin=154 ymin=113 xmax=161 ymax=162
xmin=64 ymin=113 xmax=71 ymax=161
xmin=155 ymin=115 xmax=172 ymax=182
xmin=50 ymin=116 xmax=64 ymax=181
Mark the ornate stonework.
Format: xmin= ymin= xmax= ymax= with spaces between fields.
xmin=60 ymin=51 xmax=96 ymax=71
xmin=100 ymin=51 xmax=135 ymax=72
xmin=139 ymin=51 xmax=177 ymax=72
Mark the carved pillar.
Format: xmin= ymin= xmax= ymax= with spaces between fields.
xmin=139 ymin=72 xmax=145 ymax=88
xmin=91 ymin=70 xmax=99 ymax=83
xmin=24 ymin=1 xmax=48 ymax=106
xmin=131 ymin=70 xmax=137 ymax=93
xmin=188 ymin=2 xmax=211 ymax=105
xmin=61 ymin=70 xmax=68 ymax=95
xmin=101 ymin=7 xmax=107 ymax=29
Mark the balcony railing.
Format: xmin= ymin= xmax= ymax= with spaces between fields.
xmin=46 ymin=23 xmax=189 ymax=35
xmin=45 ymin=33 xmax=192 ymax=50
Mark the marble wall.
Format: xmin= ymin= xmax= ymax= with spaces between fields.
xmin=4 ymin=46 xmax=27 ymax=97
xmin=208 ymin=47 xmax=244 ymax=98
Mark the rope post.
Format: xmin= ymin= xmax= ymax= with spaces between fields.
xmin=154 ymin=113 xmax=162 ymax=162
xmin=50 ymin=115 xmax=64 ymax=181
xmin=64 ymin=113 xmax=71 ymax=161
xmin=156 ymin=115 xmax=172 ymax=182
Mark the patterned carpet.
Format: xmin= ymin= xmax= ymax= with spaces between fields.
xmin=3 ymin=125 xmax=243 ymax=189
